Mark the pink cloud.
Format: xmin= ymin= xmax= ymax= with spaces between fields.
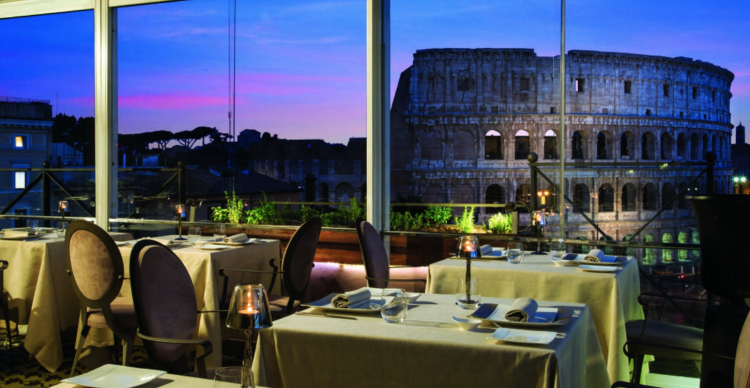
xmin=119 ymin=94 xmax=236 ymax=110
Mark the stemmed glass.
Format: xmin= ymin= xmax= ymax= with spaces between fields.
xmin=549 ymin=237 xmax=566 ymax=260
xmin=214 ymin=224 xmax=226 ymax=241
xmin=507 ymin=242 xmax=524 ymax=264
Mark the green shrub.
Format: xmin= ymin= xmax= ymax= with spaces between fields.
xmin=423 ymin=204 xmax=453 ymax=227
xmin=211 ymin=191 xmax=245 ymax=224
xmin=455 ymin=206 xmax=476 ymax=233
xmin=300 ymin=205 xmax=320 ymax=222
xmin=246 ymin=193 xmax=277 ymax=225
xmin=486 ymin=212 xmax=513 ymax=234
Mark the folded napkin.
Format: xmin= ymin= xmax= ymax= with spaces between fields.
xmin=584 ymin=249 xmax=606 ymax=263
xmin=152 ymin=238 xmax=174 ymax=246
xmin=480 ymin=244 xmax=493 ymax=256
xmin=223 ymin=233 xmax=248 ymax=243
xmin=331 ymin=288 xmax=372 ymax=309
xmin=505 ymin=297 xmax=539 ymax=323
xmin=4 ymin=229 xmax=35 ymax=238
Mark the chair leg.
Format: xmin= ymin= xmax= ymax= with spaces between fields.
xmin=2 ymin=303 xmax=12 ymax=369
xmin=70 ymin=310 xmax=87 ymax=377
xmin=121 ymin=338 xmax=132 ymax=366
xmin=631 ymin=354 xmax=645 ymax=383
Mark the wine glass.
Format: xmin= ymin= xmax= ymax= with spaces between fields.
xmin=549 ymin=238 xmax=566 ymax=260
xmin=507 ymin=242 xmax=524 ymax=264
xmin=188 ymin=227 xmax=202 ymax=243
xmin=213 ymin=224 xmax=226 ymax=241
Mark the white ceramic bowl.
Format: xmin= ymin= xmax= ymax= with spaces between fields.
xmin=452 ymin=316 xmax=482 ymax=331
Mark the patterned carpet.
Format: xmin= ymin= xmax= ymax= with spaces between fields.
xmin=0 ymin=331 xmax=151 ymax=388
xmin=0 ymin=331 xmax=243 ymax=388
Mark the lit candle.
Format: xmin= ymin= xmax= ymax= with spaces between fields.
xmin=240 ymin=307 xmax=258 ymax=315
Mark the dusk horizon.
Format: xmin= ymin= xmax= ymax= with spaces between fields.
xmin=2 ymin=0 xmax=749 ymax=145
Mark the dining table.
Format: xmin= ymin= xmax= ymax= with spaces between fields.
xmin=252 ymin=292 xmax=611 ymax=388
xmin=81 ymin=235 xmax=282 ymax=370
xmin=426 ymin=252 xmax=643 ymax=383
xmin=0 ymin=229 xmax=132 ymax=372
xmin=50 ymin=366 xmax=272 ymax=388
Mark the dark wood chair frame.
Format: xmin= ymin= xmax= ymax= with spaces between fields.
xmin=130 ymin=240 xmax=214 ymax=378
xmin=355 ymin=218 xmax=427 ymax=290
xmin=65 ymin=220 xmax=135 ymax=376
xmin=219 ymin=217 xmax=322 ymax=317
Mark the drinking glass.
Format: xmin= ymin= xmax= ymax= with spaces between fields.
xmin=56 ymin=221 xmax=68 ymax=238
xmin=213 ymin=366 xmax=253 ymax=388
xmin=188 ymin=227 xmax=202 ymax=243
xmin=549 ymin=238 xmax=566 ymax=260
xmin=29 ymin=220 xmax=39 ymax=233
xmin=455 ymin=278 xmax=481 ymax=310
xmin=507 ymin=242 xmax=524 ymax=264
xmin=213 ymin=224 xmax=226 ymax=241
xmin=381 ymin=289 xmax=408 ymax=323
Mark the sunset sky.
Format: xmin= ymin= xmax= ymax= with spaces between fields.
xmin=1 ymin=0 xmax=749 ymax=144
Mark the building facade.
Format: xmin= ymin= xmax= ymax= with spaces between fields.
xmin=0 ymin=97 xmax=53 ymax=228
xmin=247 ymin=138 xmax=367 ymax=205
xmin=391 ymin=49 xmax=735 ymax=264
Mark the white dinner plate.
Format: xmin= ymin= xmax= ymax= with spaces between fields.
xmin=214 ymin=238 xmax=259 ymax=246
xmin=198 ymin=244 xmax=231 ymax=250
xmin=470 ymin=303 xmax=567 ymax=328
xmin=1 ymin=234 xmax=39 ymax=240
xmin=303 ymin=293 xmax=387 ymax=313
xmin=578 ymin=265 xmax=619 ymax=273
xmin=62 ymin=364 xmax=165 ymax=388
xmin=488 ymin=328 xmax=557 ymax=345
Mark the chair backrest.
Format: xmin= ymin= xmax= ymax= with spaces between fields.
xmin=0 ymin=260 xmax=7 ymax=294
xmin=735 ymin=311 xmax=750 ymax=388
xmin=281 ymin=217 xmax=322 ymax=312
xmin=65 ymin=220 xmax=123 ymax=309
xmin=130 ymin=240 xmax=197 ymax=372
xmin=355 ymin=219 xmax=390 ymax=288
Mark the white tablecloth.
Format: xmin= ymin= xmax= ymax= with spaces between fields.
xmin=1 ymin=232 xmax=132 ymax=372
xmin=253 ymin=293 xmax=610 ymax=388
xmin=427 ymin=253 xmax=643 ymax=383
xmin=51 ymin=369 xmax=271 ymax=388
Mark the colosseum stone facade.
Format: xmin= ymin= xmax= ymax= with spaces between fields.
xmin=391 ymin=48 xmax=735 ymax=264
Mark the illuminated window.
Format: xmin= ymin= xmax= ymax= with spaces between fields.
xmin=13 ymin=164 xmax=29 ymax=190
xmin=14 ymin=135 xmax=28 ymax=149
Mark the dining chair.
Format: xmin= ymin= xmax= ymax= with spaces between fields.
xmin=219 ymin=217 xmax=322 ymax=317
xmin=130 ymin=239 xmax=213 ymax=378
xmin=65 ymin=220 xmax=137 ymax=376
xmin=613 ymin=310 xmax=750 ymax=388
xmin=1 ymin=259 xmax=17 ymax=368
xmin=623 ymin=292 xmax=707 ymax=383
xmin=355 ymin=218 xmax=426 ymax=291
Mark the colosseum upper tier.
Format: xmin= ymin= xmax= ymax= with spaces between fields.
xmin=390 ymin=48 xmax=735 ymax=263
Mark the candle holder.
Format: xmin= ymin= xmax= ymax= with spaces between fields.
xmin=531 ymin=210 xmax=547 ymax=254
xmin=226 ymin=284 xmax=273 ymax=388
xmin=456 ymin=236 xmax=481 ymax=309
xmin=175 ymin=203 xmax=186 ymax=240
xmin=59 ymin=200 xmax=70 ymax=222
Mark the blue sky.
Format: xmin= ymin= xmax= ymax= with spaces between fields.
xmin=1 ymin=0 xmax=749 ymax=144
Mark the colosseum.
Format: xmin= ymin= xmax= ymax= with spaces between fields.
xmin=390 ymin=48 xmax=735 ymax=264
